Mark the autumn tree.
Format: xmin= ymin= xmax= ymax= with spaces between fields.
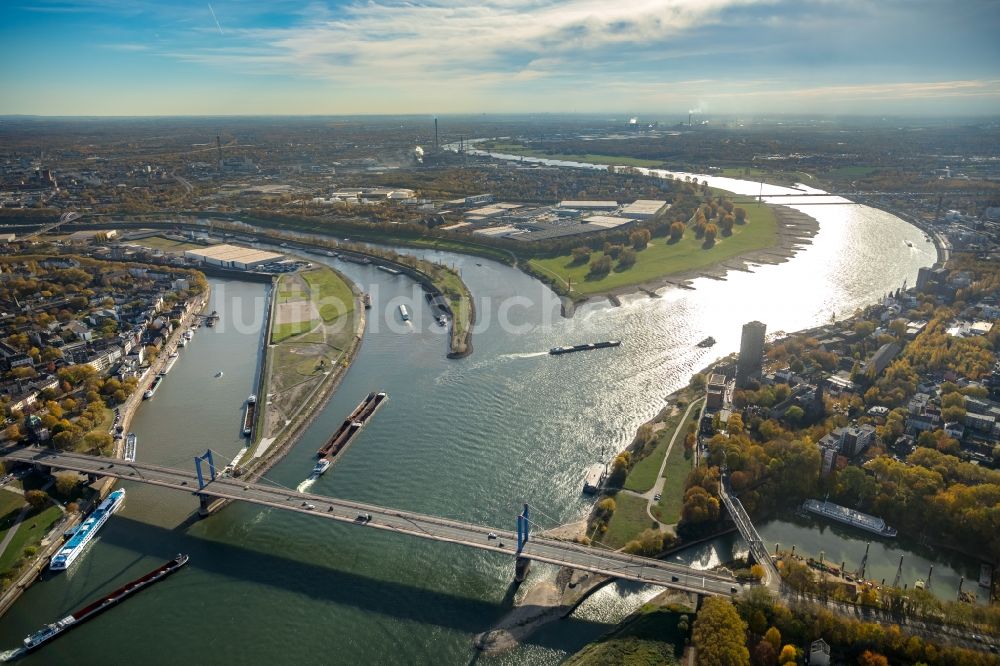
xmin=669 ymin=221 xmax=685 ymax=242
xmin=587 ymin=255 xmax=612 ymax=278
xmin=629 ymin=228 xmax=651 ymax=250
xmin=720 ymin=213 xmax=735 ymax=235
xmin=752 ymin=639 xmax=777 ymax=666
xmin=778 ymin=645 xmax=797 ymax=664
xmin=55 ymin=472 xmax=81 ymax=497
xmin=692 ymin=597 xmax=750 ymax=666
xmin=617 ymin=248 xmax=637 ymax=269
xmin=24 ymin=489 xmax=49 ymax=509
xmin=570 ymin=246 xmax=591 ymax=265
xmin=704 ymin=223 xmax=719 ymax=244
xmin=857 ymin=651 xmax=889 ymax=666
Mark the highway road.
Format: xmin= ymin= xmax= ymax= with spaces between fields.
xmin=2 ymin=447 xmax=744 ymax=597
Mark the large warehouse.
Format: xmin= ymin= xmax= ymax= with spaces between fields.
xmin=184 ymin=244 xmax=284 ymax=270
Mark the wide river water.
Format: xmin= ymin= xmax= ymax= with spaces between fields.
xmin=1 ymin=166 xmax=964 ymax=664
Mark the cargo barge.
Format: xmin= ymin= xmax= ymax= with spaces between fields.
xmin=23 ymin=554 xmax=189 ymax=653
xmin=50 ymin=489 xmax=126 ymax=570
xmin=340 ymin=254 xmax=372 ymax=265
xmin=802 ymin=499 xmax=897 ymax=537
xmin=376 ymin=265 xmax=402 ymax=275
xmin=317 ymin=392 xmax=387 ymax=459
xmin=242 ymin=395 xmax=257 ymax=437
xmin=550 ymin=340 xmax=621 ymax=355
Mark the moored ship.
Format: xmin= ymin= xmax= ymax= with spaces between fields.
xmin=363 ymin=293 xmax=372 ymax=309
xmin=124 ymin=433 xmax=137 ymax=462
xmin=50 ymin=489 xmax=126 ymax=570
xmin=582 ymin=463 xmax=606 ymax=494
xmin=143 ymin=374 xmax=163 ymax=399
xmin=802 ymin=499 xmax=897 ymax=537
xmin=24 ymin=554 xmax=189 ymax=653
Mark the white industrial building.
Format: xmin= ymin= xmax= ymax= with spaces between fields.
xmin=620 ymin=199 xmax=669 ymax=219
xmin=184 ymin=244 xmax=284 ymax=270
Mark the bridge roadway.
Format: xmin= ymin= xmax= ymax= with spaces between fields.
xmin=4 ymin=447 xmax=744 ymax=597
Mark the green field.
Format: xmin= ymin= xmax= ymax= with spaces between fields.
xmin=719 ymin=167 xmax=813 ymax=187
xmin=0 ymin=504 xmax=62 ymax=575
xmin=623 ymin=413 xmax=683 ymax=494
xmin=483 ymin=142 xmax=665 ymax=168
xmin=272 ymin=319 xmax=320 ymax=343
xmin=529 ymin=203 xmax=777 ymax=296
xmin=652 ymin=403 xmax=701 ymax=525
xmin=302 ymin=268 xmax=355 ymax=322
xmin=600 ymin=493 xmax=659 ymax=549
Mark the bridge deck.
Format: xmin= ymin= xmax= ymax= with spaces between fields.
xmin=4 ymin=447 xmax=745 ymax=597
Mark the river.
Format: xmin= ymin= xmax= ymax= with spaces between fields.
xmin=0 ymin=168 xmax=963 ymax=664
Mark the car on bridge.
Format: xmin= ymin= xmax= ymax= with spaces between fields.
xmin=355 ymin=513 xmax=372 ymax=523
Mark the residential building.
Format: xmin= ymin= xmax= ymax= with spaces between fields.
xmin=736 ymin=321 xmax=767 ymax=388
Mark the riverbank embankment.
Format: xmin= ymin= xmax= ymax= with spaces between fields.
xmin=0 ymin=286 xmax=211 ymax=618
xmin=202 ymin=273 xmax=366 ymax=514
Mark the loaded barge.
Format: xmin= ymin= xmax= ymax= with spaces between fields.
xmin=550 ymin=340 xmax=621 ymax=355
xmin=242 ymin=395 xmax=257 ymax=437
xmin=802 ymin=499 xmax=897 ymax=538
xmin=23 ymin=554 xmax=189 ymax=653
xmin=316 ymin=392 xmax=388 ymax=460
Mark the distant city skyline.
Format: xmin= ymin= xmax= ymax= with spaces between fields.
xmin=2 ymin=0 xmax=999 ymax=116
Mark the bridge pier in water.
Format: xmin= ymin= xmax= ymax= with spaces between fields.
xmin=515 ymin=504 xmax=531 ymax=583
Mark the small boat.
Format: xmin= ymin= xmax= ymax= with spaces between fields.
xmin=399 ymin=304 xmax=410 ymax=321
xmin=905 ymin=240 xmax=913 ymax=248
xmin=697 ymin=336 xmax=716 ymax=348
xmin=363 ymin=294 xmax=372 ymax=309
xmin=178 ymin=339 xmax=187 ymax=348
xmin=168 ymin=351 xmax=179 ymax=359
xmin=436 ymin=314 xmax=447 ymax=326
xmin=215 ymin=371 xmax=224 ymax=378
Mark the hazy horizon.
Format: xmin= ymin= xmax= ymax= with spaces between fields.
xmin=2 ymin=0 xmax=999 ymax=117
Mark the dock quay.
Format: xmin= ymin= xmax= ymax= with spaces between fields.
xmin=317 ymin=392 xmax=387 ymax=460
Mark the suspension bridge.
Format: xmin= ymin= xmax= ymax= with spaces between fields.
xmin=3 ymin=446 xmax=748 ymax=597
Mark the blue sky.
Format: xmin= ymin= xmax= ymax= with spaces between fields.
xmin=2 ymin=0 xmax=999 ymax=116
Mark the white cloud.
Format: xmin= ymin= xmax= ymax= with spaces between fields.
xmin=168 ymin=0 xmax=766 ymax=91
